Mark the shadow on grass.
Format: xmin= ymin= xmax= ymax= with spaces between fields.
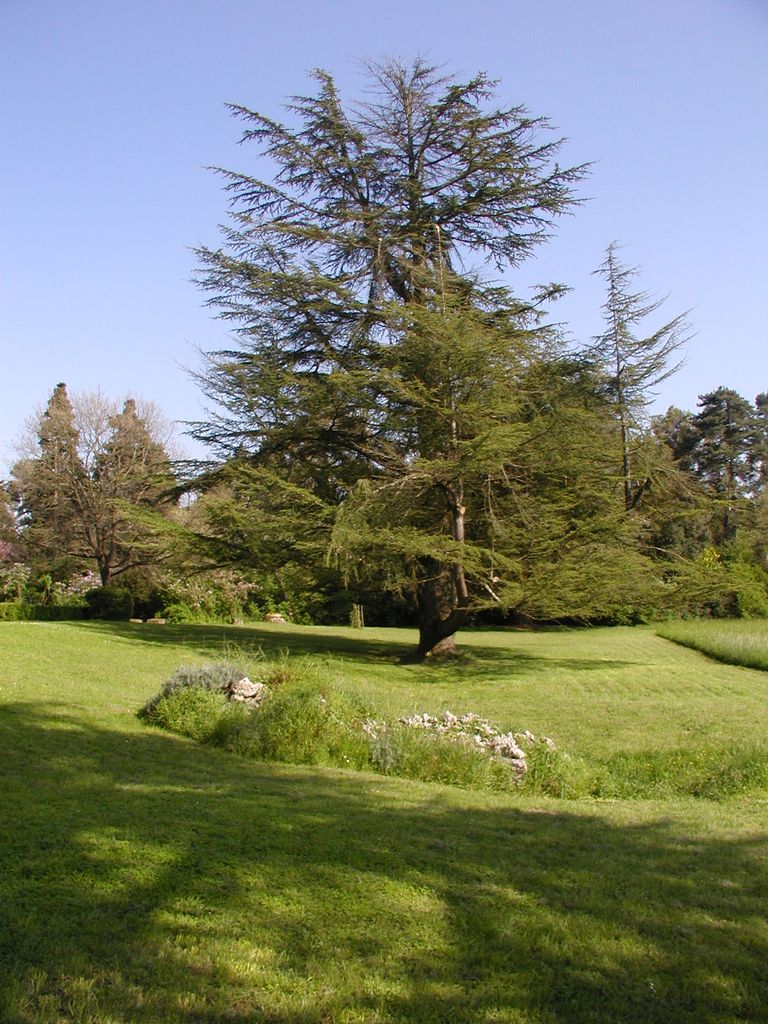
xmin=72 ymin=620 xmax=636 ymax=681
xmin=1 ymin=702 xmax=767 ymax=1022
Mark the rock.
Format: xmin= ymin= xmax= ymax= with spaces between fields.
xmin=227 ymin=677 xmax=268 ymax=704
xmin=129 ymin=618 xmax=143 ymax=624
xmin=146 ymin=618 xmax=166 ymax=625
xmin=396 ymin=709 xmax=556 ymax=779
xmin=265 ymin=612 xmax=287 ymax=624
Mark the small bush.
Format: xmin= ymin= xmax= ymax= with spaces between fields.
xmin=84 ymin=586 xmax=134 ymax=620
xmin=142 ymin=686 xmax=232 ymax=742
xmin=140 ymin=661 xmax=254 ymax=742
xmin=519 ymin=743 xmax=600 ymax=799
xmin=0 ymin=602 xmax=31 ymax=621
xmin=225 ymin=681 xmax=373 ymax=769
xmin=139 ymin=661 xmax=251 ymax=719
xmin=159 ymin=600 xmax=199 ymax=624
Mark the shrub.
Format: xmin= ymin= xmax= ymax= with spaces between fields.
xmin=139 ymin=661 xmax=251 ymax=719
xmin=160 ymin=601 xmax=200 ymax=624
xmin=84 ymin=586 xmax=134 ymax=620
xmin=226 ymin=687 xmax=527 ymax=792
xmin=225 ymin=681 xmax=373 ymax=769
xmin=140 ymin=661 xmax=253 ymax=742
xmin=0 ymin=602 xmax=87 ymax=621
xmin=142 ymin=686 xmax=233 ymax=742
xmin=0 ymin=602 xmax=30 ymax=621
xmin=30 ymin=604 xmax=87 ymax=621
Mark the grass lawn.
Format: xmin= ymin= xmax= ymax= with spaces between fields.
xmin=1 ymin=619 xmax=768 ymax=1022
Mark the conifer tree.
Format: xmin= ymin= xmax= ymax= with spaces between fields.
xmin=752 ymin=392 xmax=768 ymax=491
xmin=686 ymin=387 xmax=758 ymax=541
xmin=193 ymin=59 xmax=587 ymax=657
xmin=591 ymin=243 xmax=689 ymax=511
xmin=12 ymin=388 xmax=176 ymax=585
xmin=11 ymin=383 xmax=85 ymax=576
xmin=87 ymin=398 xmax=176 ymax=584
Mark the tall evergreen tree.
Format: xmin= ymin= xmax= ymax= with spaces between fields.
xmin=686 ymin=387 xmax=758 ymax=541
xmin=591 ymin=243 xmax=689 ymax=511
xmin=11 ymin=383 xmax=85 ymax=576
xmin=193 ymin=59 xmax=587 ymax=657
xmin=751 ymin=392 xmax=768 ymax=491
xmin=12 ymin=389 xmax=176 ymax=585
xmin=86 ymin=398 xmax=176 ymax=584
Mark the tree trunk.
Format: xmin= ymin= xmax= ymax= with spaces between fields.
xmin=407 ymin=487 xmax=470 ymax=660
xmin=98 ymin=559 xmax=111 ymax=587
xmin=411 ymin=569 xmax=467 ymax=660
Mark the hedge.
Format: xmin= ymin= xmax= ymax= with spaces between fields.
xmin=0 ymin=603 xmax=88 ymax=622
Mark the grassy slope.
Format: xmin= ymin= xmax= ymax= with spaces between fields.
xmin=1 ymin=620 xmax=767 ymax=1023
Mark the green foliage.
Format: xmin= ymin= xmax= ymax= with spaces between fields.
xmin=191 ymin=61 xmax=593 ymax=656
xmin=590 ymin=242 xmax=689 ymax=513
xmin=142 ymin=663 xmax=525 ymax=790
xmin=520 ymin=744 xmax=600 ymax=799
xmin=0 ymin=602 xmax=87 ymax=621
xmin=0 ymin=562 xmax=32 ymax=602
xmin=145 ymin=664 xmax=768 ymax=802
xmin=226 ymin=680 xmax=373 ymax=769
xmin=84 ymin=586 xmax=134 ymax=620
xmin=10 ymin=385 xmax=177 ymax=587
xmin=154 ymin=563 xmax=331 ymax=625
xmin=142 ymin=686 xmax=238 ymax=743
xmin=368 ymin=724 xmax=517 ymax=791
xmin=731 ymin=563 xmax=768 ymax=618
xmin=0 ymin=602 xmax=30 ymax=621
xmin=139 ymin=660 xmax=251 ymax=717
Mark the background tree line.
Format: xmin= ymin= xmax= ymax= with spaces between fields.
xmin=1 ymin=59 xmax=766 ymax=649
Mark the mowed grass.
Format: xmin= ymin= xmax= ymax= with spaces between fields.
xmin=657 ymin=618 xmax=768 ymax=671
xmin=1 ymin=620 xmax=768 ymax=1023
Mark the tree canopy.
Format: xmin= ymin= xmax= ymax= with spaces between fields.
xmin=11 ymin=385 xmax=177 ymax=585
xmin=192 ymin=58 xmax=594 ymax=657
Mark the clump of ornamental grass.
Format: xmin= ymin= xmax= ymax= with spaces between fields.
xmin=138 ymin=662 xmax=251 ymax=742
xmin=365 ymin=722 xmax=519 ymax=791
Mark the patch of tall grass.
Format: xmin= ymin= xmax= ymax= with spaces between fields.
xmin=657 ymin=619 xmax=768 ymax=670
xmin=140 ymin=658 xmax=768 ymax=801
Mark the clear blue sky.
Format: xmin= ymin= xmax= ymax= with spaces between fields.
xmin=1 ymin=0 xmax=766 ymax=473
